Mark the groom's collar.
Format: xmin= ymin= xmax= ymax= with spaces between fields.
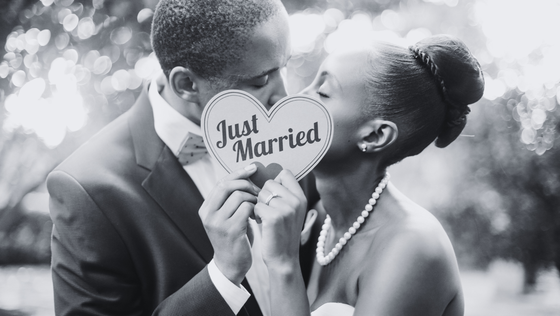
xmin=128 ymin=85 xmax=162 ymax=170
xmin=149 ymin=78 xmax=204 ymax=157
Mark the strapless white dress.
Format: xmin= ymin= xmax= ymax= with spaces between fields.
xmin=311 ymin=303 xmax=355 ymax=316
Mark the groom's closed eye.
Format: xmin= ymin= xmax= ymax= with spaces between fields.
xmin=252 ymin=75 xmax=269 ymax=88
xmin=245 ymin=66 xmax=281 ymax=88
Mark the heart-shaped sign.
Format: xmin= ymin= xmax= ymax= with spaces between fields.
xmin=201 ymin=90 xmax=333 ymax=186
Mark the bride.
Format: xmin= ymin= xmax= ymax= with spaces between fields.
xmin=253 ymin=34 xmax=484 ymax=316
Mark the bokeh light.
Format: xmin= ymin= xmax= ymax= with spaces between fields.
xmin=472 ymin=0 xmax=560 ymax=154
xmin=62 ymin=14 xmax=79 ymax=32
xmin=1 ymin=0 xmax=558 ymax=154
xmin=77 ymin=17 xmax=95 ymax=40
xmin=137 ymin=8 xmax=154 ymax=24
xmin=423 ymin=0 xmax=459 ymax=7
xmin=110 ymin=27 xmax=133 ymax=45
xmin=286 ymin=0 xmax=560 ymax=156
xmin=1 ymin=0 xmax=159 ymax=149
xmin=289 ymin=12 xmax=325 ymax=54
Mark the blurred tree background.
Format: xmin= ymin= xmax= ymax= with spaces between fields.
xmin=0 ymin=0 xmax=559 ymax=300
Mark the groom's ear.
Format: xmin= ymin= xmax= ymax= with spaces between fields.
xmin=357 ymin=119 xmax=398 ymax=153
xmin=169 ymin=66 xmax=202 ymax=104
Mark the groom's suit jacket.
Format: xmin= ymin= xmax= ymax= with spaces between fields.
xmin=47 ymin=87 xmax=320 ymax=316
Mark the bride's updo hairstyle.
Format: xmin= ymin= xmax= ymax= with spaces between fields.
xmin=363 ymin=35 xmax=484 ymax=167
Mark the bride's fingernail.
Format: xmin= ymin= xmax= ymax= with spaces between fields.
xmin=245 ymin=164 xmax=257 ymax=172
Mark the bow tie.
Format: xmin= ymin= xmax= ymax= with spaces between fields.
xmin=178 ymin=132 xmax=208 ymax=165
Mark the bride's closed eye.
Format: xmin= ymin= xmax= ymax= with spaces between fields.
xmin=317 ymin=90 xmax=329 ymax=98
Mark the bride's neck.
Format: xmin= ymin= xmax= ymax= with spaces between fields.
xmin=314 ymin=162 xmax=386 ymax=233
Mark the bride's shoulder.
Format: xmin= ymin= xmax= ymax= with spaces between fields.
xmin=382 ymin=184 xmax=447 ymax=239
xmin=372 ymin=187 xmax=457 ymax=273
xmin=383 ymin=208 xmax=451 ymax=259
xmin=356 ymin=189 xmax=462 ymax=314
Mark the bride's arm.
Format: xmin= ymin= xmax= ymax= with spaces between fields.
xmin=267 ymin=260 xmax=310 ymax=316
xmin=254 ymin=170 xmax=312 ymax=316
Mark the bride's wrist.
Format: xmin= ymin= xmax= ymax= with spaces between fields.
xmin=265 ymin=259 xmax=301 ymax=276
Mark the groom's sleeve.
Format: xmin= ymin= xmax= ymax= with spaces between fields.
xmin=48 ymin=170 xmax=239 ymax=316
xmin=207 ymin=259 xmax=251 ymax=313
xmin=48 ymin=170 xmax=145 ymax=315
xmin=152 ymin=266 xmax=238 ymax=315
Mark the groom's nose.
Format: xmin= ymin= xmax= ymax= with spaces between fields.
xmin=266 ymin=70 xmax=288 ymax=108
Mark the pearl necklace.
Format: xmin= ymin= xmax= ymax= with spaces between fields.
xmin=316 ymin=173 xmax=390 ymax=266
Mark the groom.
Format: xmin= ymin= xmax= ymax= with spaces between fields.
xmin=47 ymin=0 xmax=318 ymax=315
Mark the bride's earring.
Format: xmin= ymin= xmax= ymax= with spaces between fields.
xmin=361 ymin=144 xmax=367 ymax=152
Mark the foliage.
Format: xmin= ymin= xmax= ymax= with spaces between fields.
xmin=0 ymin=0 xmax=156 ymax=259
xmin=445 ymin=90 xmax=560 ymax=292
xmin=0 ymin=208 xmax=51 ymax=265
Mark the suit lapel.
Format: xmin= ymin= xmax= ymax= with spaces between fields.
xmin=128 ymin=87 xmax=214 ymax=263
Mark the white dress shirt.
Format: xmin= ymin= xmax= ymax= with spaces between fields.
xmin=149 ymin=80 xmax=251 ymax=314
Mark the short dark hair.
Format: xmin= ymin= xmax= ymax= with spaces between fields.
xmin=363 ymin=35 xmax=484 ymax=167
xmin=151 ymin=0 xmax=281 ymax=84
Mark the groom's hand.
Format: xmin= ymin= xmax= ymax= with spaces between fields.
xmin=199 ymin=164 xmax=260 ymax=285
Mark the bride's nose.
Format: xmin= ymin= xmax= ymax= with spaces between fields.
xmin=299 ymin=84 xmax=313 ymax=96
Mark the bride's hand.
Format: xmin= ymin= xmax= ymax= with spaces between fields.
xmin=254 ymin=170 xmax=307 ymax=271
